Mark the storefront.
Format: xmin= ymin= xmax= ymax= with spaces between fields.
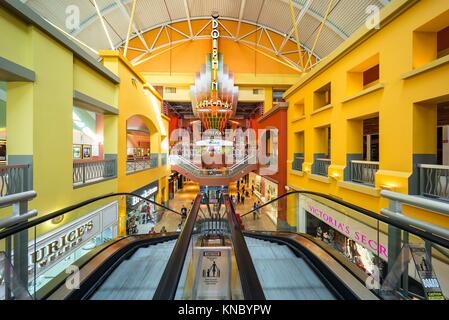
xmin=168 ymin=172 xmax=182 ymax=200
xmin=126 ymin=180 xmax=159 ymax=235
xmin=200 ymin=185 xmax=228 ymax=204
xmin=249 ymin=173 xmax=278 ymax=225
xmin=28 ymin=201 xmax=118 ymax=292
xmin=298 ymin=196 xmax=388 ymax=280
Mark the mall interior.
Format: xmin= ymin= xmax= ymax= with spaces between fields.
xmin=0 ymin=0 xmax=449 ymax=301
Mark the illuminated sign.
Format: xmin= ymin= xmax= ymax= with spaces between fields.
xmin=305 ymin=198 xmax=389 ymax=260
xmin=211 ymin=14 xmax=219 ymax=92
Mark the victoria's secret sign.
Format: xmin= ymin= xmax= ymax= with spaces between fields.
xmin=306 ymin=201 xmax=388 ymax=259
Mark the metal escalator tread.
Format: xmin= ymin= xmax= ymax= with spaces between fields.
xmin=244 ymin=237 xmax=336 ymax=300
xmin=90 ymin=240 xmax=176 ymax=300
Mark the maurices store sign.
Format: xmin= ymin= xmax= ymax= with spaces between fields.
xmin=304 ymin=198 xmax=389 ymax=260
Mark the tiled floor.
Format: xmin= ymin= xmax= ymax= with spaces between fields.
xmin=154 ymin=180 xmax=277 ymax=233
xmin=228 ymin=182 xmax=277 ymax=231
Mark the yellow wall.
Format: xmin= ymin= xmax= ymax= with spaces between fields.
xmin=1 ymin=12 xmax=119 ymax=238
xmin=100 ymin=51 xmax=170 ymax=234
xmin=286 ymin=0 xmax=449 ymax=228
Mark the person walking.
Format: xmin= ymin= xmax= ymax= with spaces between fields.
xmin=181 ymin=205 xmax=187 ymax=220
xmin=251 ymin=184 xmax=255 ymax=196
xmin=257 ymin=201 xmax=262 ymax=219
xmin=252 ymin=202 xmax=258 ymax=220
xmin=241 ymin=194 xmax=245 ymax=205
xmin=237 ymin=192 xmax=241 ymax=204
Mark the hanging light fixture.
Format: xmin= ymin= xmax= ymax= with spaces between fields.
xmin=190 ymin=14 xmax=239 ymax=132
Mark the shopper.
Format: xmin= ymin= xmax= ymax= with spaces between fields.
xmin=237 ymin=192 xmax=241 ymax=204
xmin=241 ymin=194 xmax=245 ymax=205
xmin=251 ymin=184 xmax=255 ymax=196
xmin=253 ymin=202 xmax=258 ymax=220
xmin=257 ymin=201 xmax=262 ymax=219
xmin=181 ymin=205 xmax=187 ymax=219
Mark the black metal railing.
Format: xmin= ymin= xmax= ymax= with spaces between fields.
xmin=0 ymin=164 xmax=30 ymax=196
xmin=73 ymin=159 xmax=116 ymax=186
xmin=161 ymin=153 xmax=167 ymax=166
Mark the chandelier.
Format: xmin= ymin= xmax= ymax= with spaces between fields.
xmin=190 ymin=14 xmax=238 ymax=132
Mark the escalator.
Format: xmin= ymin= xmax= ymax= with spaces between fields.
xmin=90 ymin=239 xmax=176 ymax=300
xmin=1 ymin=189 xmax=448 ymax=300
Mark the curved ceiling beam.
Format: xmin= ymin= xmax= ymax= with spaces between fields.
xmin=285 ymin=0 xmax=348 ymax=39
xmin=116 ymin=17 xmax=321 ymax=61
xmin=71 ymin=0 xmax=348 ymax=42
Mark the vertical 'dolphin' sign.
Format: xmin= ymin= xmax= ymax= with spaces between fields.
xmin=211 ymin=14 xmax=220 ymax=93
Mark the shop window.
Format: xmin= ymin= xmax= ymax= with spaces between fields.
xmin=347 ymin=54 xmax=380 ymax=95
xmin=273 ymin=90 xmax=286 ymax=108
xmin=413 ymin=11 xmax=449 ymax=68
xmin=165 ymin=87 xmax=176 ymax=94
xmin=72 ymin=106 xmax=104 ymax=160
xmin=313 ymin=83 xmax=331 ymax=110
xmin=363 ymin=117 xmax=379 ymax=162
xmin=0 ymin=82 xmax=7 ymax=164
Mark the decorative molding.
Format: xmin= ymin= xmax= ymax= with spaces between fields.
xmin=337 ymin=180 xmax=380 ymax=197
xmin=341 ymin=83 xmax=385 ymax=104
xmin=0 ymin=56 xmax=35 ymax=82
xmin=310 ymin=104 xmax=333 ymax=116
xmin=401 ymin=55 xmax=449 ymax=80
xmin=73 ymin=90 xmax=118 ymax=115
xmin=308 ymin=174 xmax=331 ymax=184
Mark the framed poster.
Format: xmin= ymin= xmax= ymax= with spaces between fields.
xmin=73 ymin=144 xmax=82 ymax=159
xmin=82 ymin=145 xmax=92 ymax=159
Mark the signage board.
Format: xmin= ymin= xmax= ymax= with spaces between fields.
xmin=409 ymin=245 xmax=445 ymax=300
xmin=27 ymin=201 xmax=118 ymax=277
xmin=193 ymin=246 xmax=232 ymax=300
xmin=304 ymin=197 xmax=389 ymax=260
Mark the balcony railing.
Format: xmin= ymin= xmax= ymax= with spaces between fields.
xmin=126 ymin=154 xmax=159 ymax=174
xmin=0 ymin=164 xmax=30 ymax=196
xmin=313 ymin=158 xmax=331 ymax=177
xmin=350 ymin=160 xmax=379 ymax=186
xmin=161 ymin=153 xmax=168 ymax=166
xmin=73 ymin=159 xmax=117 ymax=186
xmin=419 ymin=164 xmax=449 ymax=201
xmin=292 ymin=155 xmax=304 ymax=171
xmin=170 ymin=155 xmax=256 ymax=178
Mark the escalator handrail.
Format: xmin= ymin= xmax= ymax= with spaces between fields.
xmin=224 ymin=194 xmax=266 ymax=300
xmin=0 ymin=192 xmax=182 ymax=240
xmin=152 ymin=193 xmax=203 ymax=300
xmin=240 ymin=190 xmax=449 ymax=250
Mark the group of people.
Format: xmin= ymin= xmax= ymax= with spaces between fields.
xmin=148 ymin=225 xmax=167 ymax=235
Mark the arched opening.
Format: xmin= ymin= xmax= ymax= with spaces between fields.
xmin=126 ymin=115 xmax=159 ymax=173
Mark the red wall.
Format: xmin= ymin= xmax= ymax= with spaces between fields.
xmin=257 ymin=107 xmax=288 ymax=222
